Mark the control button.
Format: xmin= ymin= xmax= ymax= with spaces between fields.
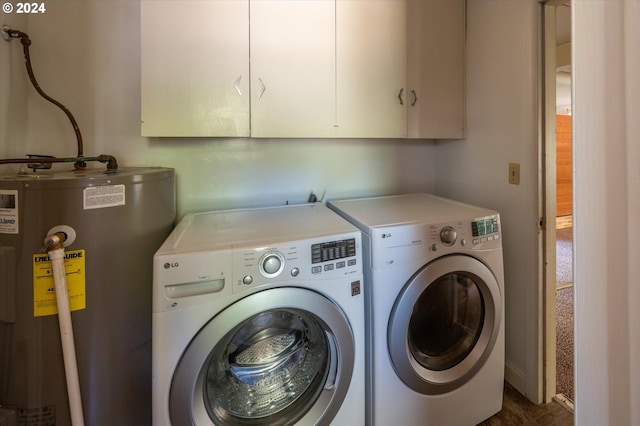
xmin=440 ymin=226 xmax=457 ymax=246
xmin=336 ymin=261 xmax=346 ymax=269
xmin=480 ymin=237 xmax=487 ymax=243
xmin=324 ymin=264 xmax=334 ymax=271
xmin=312 ymin=266 xmax=322 ymax=274
xmin=348 ymin=259 xmax=357 ymax=266
xmin=242 ymin=275 xmax=253 ymax=285
xmin=431 ymin=244 xmax=438 ymax=252
xmin=291 ymin=267 xmax=300 ymax=277
xmin=461 ymin=239 xmax=467 ymax=247
xmin=473 ymin=238 xmax=479 ymax=245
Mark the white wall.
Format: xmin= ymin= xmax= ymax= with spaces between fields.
xmin=574 ymin=1 xmax=640 ymax=424
xmin=1 ymin=1 xmax=437 ymax=218
xmin=435 ymin=0 xmax=542 ymax=401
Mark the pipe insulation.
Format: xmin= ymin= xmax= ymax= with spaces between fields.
xmin=48 ymin=243 xmax=85 ymax=426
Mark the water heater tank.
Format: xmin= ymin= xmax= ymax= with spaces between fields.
xmin=0 ymin=167 xmax=176 ymax=425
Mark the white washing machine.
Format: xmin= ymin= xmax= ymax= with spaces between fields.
xmin=328 ymin=194 xmax=504 ymax=426
xmin=152 ymin=203 xmax=364 ymax=425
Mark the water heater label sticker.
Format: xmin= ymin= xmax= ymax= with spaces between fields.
xmin=83 ymin=184 xmax=125 ymax=209
xmin=0 ymin=189 xmax=19 ymax=234
xmin=17 ymin=406 xmax=56 ymax=426
xmin=32 ymin=249 xmax=86 ymax=317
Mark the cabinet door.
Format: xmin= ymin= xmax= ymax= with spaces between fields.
xmin=407 ymin=0 xmax=465 ymax=139
xmin=250 ymin=0 xmax=336 ymax=138
xmin=141 ymin=1 xmax=250 ymax=137
xmin=336 ymin=0 xmax=407 ymax=138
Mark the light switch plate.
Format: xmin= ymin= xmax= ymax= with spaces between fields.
xmin=509 ymin=162 xmax=520 ymax=185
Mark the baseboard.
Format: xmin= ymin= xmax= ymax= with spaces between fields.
xmin=553 ymin=394 xmax=575 ymax=413
xmin=556 ymin=215 xmax=573 ymax=229
xmin=557 ymin=282 xmax=574 ymax=290
xmin=504 ymin=362 xmax=527 ymax=396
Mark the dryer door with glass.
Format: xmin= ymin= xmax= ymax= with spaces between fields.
xmin=388 ymin=254 xmax=501 ymax=395
xmin=169 ymin=287 xmax=355 ymax=425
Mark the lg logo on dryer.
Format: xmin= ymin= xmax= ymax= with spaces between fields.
xmin=164 ymin=262 xmax=179 ymax=269
xmin=381 ymin=233 xmax=391 ymax=239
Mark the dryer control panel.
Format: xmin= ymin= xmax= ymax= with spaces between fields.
xmin=428 ymin=214 xmax=502 ymax=253
xmin=369 ymin=214 xmax=501 ymax=270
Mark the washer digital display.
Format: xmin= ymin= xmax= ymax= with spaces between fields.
xmin=311 ymin=238 xmax=356 ymax=264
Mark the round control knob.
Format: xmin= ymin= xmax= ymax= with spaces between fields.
xmin=242 ymin=275 xmax=253 ymax=285
xmin=291 ymin=267 xmax=300 ymax=277
xmin=440 ymin=226 xmax=457 ymax=246
xmin=259 ymin=252 xmax=285 ymax=277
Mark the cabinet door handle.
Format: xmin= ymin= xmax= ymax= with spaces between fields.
xmin=258 ymin=78 xmax=266 ymax=99
xmin=398 ymin=88 xmax=404 ymax=105
xmin=233 ymin=76 xmax=242 ymax=96
xmin=411 ymin=89 xmax=418 ymax=106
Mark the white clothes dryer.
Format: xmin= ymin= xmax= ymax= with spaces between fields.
xmin=152 ymin=203 xmax=364 ymax=426
xmin=328 ymin=194 xmax=504 ymax=426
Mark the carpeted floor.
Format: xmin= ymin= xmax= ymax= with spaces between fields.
xmin=555 ymin=226 xmax=574 ymax=401
xmin=556 ymin=286 xmax=574 ymax=401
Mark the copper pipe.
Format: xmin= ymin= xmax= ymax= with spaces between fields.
xmin=0 ymin=155 xmax=119 ymax=172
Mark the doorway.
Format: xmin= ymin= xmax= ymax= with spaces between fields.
xmin=542 ymin=0 xmax=574 ymax=409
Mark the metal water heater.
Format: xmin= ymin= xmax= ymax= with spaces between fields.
xmin=0 ymin=167 xmax=176 ymax=425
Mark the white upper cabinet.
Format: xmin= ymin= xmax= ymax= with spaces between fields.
xmin=336 ymin=1 xmax=408 ymax=138
xmin=141 ymin=1 xmax=250 ymax=137
xmin=140 ymin=0 xmax=465 ymax=139
xmin=250 ymin=1 xmax=336 ymax=138
xmin=407 ymin=0 xmax=466 ymax=139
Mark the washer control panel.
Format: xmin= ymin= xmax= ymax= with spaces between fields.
xmin=233 ymin=233 xmax=361 ymax=293
xmin=310 ymin=238 xmax=357 ymax=274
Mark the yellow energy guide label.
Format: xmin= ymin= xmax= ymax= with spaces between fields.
xmin=33 ymin=249 xmax=86 ymax=317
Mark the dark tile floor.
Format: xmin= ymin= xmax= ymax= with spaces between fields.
xmin=479 ymin=382 xmax=574 ymax=425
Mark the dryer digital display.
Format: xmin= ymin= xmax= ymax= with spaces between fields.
xmin=311 ymin=238 xmax=357 ymax=264
xmin=472 ymin=216 xmax=499 ymax=237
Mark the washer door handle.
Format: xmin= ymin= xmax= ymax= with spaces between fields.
xmin=324 ymin=331 xmax=338 ymax=390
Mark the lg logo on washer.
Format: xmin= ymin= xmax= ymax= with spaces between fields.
xmin=381 ymin=233 xmax=391 ymax=238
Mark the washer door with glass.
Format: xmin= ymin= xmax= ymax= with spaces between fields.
xmin=169 ymin=287 xmax=355 ymax=426
xmin=388 ymin=254 xmax=501 ymax=395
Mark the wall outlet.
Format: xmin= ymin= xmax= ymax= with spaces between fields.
xmin=509 ymin=162 xmax=520 ymax=185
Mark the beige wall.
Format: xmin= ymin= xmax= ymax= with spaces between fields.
xmin=574 ymin=1 xmax=640 ymax=423
xmin=436 ymin=0 xmax=542 ymax=401
xmin=0 ymin=12 xmax=27 ymax=158
xmin=1 ymin=0 xmax=548 ymax=405
xmin=1 ymin=1 xmax=437 ymax=218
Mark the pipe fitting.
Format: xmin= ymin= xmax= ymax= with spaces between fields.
xmin=42 ymin=225 xmax=76 ymax=253
xmin=42 ymin=232 xmax=66 ymax=252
